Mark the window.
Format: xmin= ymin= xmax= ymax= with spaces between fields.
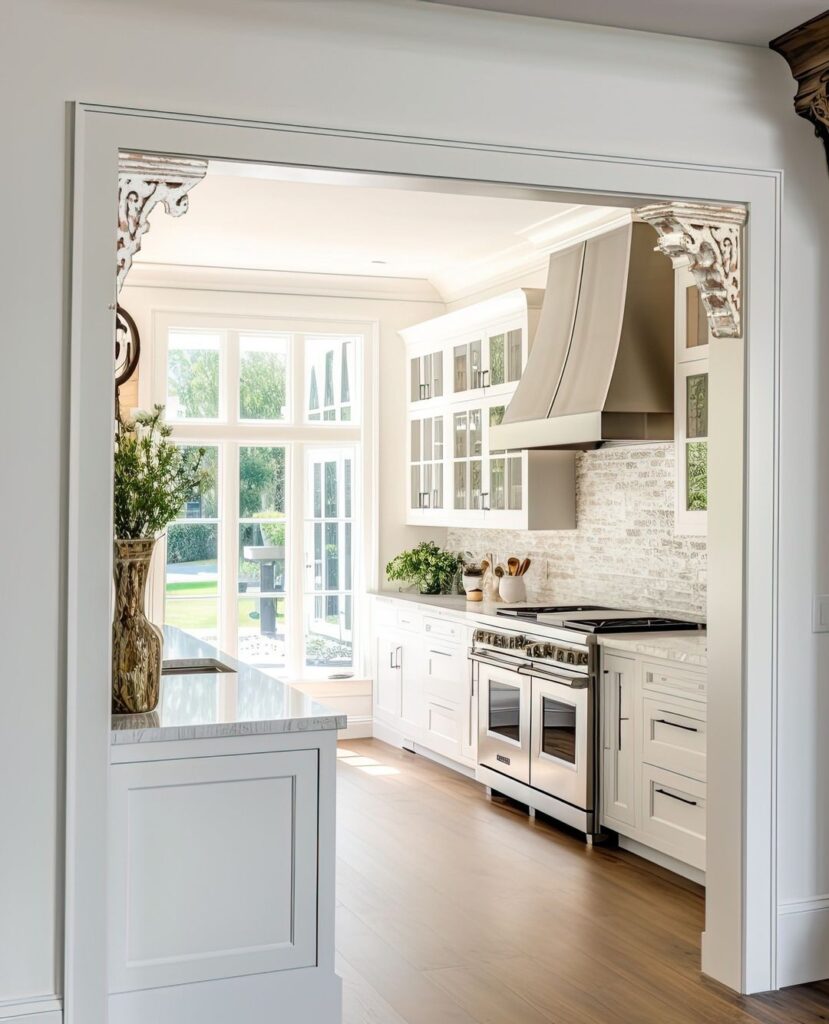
xmin=675 ymin=269 xmax=710 ymax=535
xmin=152 ymin=314 xmax=371 ymax=679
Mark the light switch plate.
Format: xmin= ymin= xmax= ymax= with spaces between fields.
xmin=813 ymin=595 xmax=829 ymax=632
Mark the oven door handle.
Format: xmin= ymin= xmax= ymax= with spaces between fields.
xmin=516 ymin=663 xmax=589 ymax=689
xmin=468 ymin=650 xmax=526 ymax=674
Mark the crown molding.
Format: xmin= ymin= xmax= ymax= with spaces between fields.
xmin=123 ymin=261 xmax=444 ymax=304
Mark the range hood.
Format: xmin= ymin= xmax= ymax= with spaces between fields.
xmin=490 ymin=221 xmax=674 ymax=451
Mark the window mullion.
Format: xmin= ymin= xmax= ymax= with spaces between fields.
xmin=288 ymin=442 xmax=306 ymax=678
xmin=221 ymin=442 xmax=239 ymax=657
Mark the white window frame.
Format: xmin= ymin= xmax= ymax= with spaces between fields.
xmin=145 ymin=309 xmax=376 ymax=680
xmin=674 ymin=264 xmax=710 ymax=536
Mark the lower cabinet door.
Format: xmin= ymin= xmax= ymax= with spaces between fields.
xmin=375 ymin=633 xmax=402 ymax=723
xmin=601 ymin=653 xmax=636 ymax=829
xmin=423 ymin=698 xmax=463 ymax=761
xmin=640 ymin=763 xmax=706 ymax=870
xmin=109 ymin=749 xmax=319 ymax=993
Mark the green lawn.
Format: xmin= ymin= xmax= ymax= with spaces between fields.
xmin=166 ymin=579 xmax=218 ymax=596
xmin=165 ymin=578 xmax=285 ymax=632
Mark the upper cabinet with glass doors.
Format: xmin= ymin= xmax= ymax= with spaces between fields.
xmin=400 ymin=289 xmax=576 ymax=530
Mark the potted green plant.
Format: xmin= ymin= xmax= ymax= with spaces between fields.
xmin=385 ymin=542 xmax=461 ymax=595
xmin=112 ymin=405 xmax=207 ymax=715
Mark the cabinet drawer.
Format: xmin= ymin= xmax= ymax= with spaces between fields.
xmin=642 ymin=697 xmax=706 ymax=781
xmin=642 ymin=661 xmax=706 ymax=702
xmin=374 ymin=599 xmax=398 ymax=629
xmin=423 ymin=615 xmax=462 ymax=642
xmin=640 ymin=764 xmax=706 ymax=870
xmin=397 ymin=607 xmax=423 ymax=632
xmin=425 ymin=642 xmax=467 ymax=704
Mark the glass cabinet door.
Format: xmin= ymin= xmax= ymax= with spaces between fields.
xmin=453 ymin=340 xmax=483 ymax=395
xmin=454 ymin=411 xmax=468 ymax=458
xmin=487 ymin=328 xmax=522 ymax=388
xmin=507 ymin=454 xmax=523 ymax=510
xmin=454 ymin=461 xmax=467 ymax=510
xmin=507 ymin=328 xmax=522 ymax=382
xmin=685 ymin=371 xmax=709 ymax=512
xmin=410 ymin=356 xmax=420 ymax=403
xmin=410 ymin=350 xmax=444 ymax=402
xmin=410 ymin=415 xmax=445 ymax=512
xmin=469 ymin=339 xmax=482 ymax=389
xmin=430 ymin=349 xmax=443 ymax=400
xmin=453 ymin=345 xmax=467 ymax=394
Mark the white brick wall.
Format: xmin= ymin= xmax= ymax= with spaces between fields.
xmin=447 ymin=443 xmax=707 ymax=619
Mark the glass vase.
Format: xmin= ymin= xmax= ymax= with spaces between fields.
xmin=112 ymin=537 xmax=163 ymax=714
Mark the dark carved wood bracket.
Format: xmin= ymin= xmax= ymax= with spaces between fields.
xmin=771 ymin=11 xmax=829 ymax=172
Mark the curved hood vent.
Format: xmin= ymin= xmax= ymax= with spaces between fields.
xmin=490 ymin=221 xmax=674 ymax=451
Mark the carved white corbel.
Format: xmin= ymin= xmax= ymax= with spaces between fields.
xmin=637 ymin=202 xmax=747 ymax=339
xmin=117 ymin=152 xmax=208 ymax=290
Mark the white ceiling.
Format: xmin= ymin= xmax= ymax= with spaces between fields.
xmin=423 ymin=0 xmax=824 ymax=46
xmin=133 ymin=163 xmax=625 ymax=302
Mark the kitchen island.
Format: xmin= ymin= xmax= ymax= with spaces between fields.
xmin=109 ymin=628 xmax=345 ymax=1024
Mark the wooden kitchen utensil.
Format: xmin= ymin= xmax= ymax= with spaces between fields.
xmin=507 ymin=556 xmax=520 ymax=576
xmin=518 ymin=557 xmax=531 ymax=576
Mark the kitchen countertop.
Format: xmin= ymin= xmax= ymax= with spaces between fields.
xmin=111 ymin=627 xmax=346 ymax=745
xmin=595 ymin=632 xmax=707 ymax=668
xmin=372 ymin=590 xmax=707 ymax=669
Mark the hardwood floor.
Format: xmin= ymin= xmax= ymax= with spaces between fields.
xmin=336 ymin=738 xmax=829 ymax=1024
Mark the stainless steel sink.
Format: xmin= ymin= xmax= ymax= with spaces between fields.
xmin=161 ymin=658 xmax=236 ymax=676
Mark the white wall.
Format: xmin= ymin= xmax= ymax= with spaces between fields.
xmin=2 ymin=0 xmax=828 ymax=1007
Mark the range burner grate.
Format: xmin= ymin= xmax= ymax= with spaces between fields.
xmin=567 ymin=617 xmax=706 ymax=634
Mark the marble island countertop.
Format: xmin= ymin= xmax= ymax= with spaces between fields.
xmin=111 ymin=627 xmax=346 ymax=745
xmin=372 ymin=590 xmax=707 ymax=669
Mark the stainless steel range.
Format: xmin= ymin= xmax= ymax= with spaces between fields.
xmin=471 ymin=605 xmax=705 ymax=839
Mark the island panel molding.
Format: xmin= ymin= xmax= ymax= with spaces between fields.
xmin=771 ymin=11 xmax=829 ymax=174
xmin=117 ymin=152 xmax=208 ymax=290
xmin=637 ymin=202 xmax=747 ymax=339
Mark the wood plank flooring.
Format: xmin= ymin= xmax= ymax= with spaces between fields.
xmin=336 ymin=738 xmax=829 ymax=1024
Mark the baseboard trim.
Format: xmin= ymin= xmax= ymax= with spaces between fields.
xmin=367 ymin=722 xmax=476 ymax=778
xmin=777 ymin=897 xmax=829 ymax=987
xmin=0 ymin=996 xmax=62 ymax=1021
xmin=340 ymin=716 xmax=373 ymax=740
xmin=412 ymin=743 xmax=476 ymax=779
xmin=618 ymin=835 xmax=706 ymax=886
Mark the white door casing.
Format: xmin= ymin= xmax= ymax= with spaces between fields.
xmin=68 ymin=103 xmax=779 ymax=1019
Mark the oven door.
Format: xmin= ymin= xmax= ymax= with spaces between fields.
xmin=475 ymin=656 xmax=531 ymax=785
xmin=529 ymin=671 xmax=593 ymax=811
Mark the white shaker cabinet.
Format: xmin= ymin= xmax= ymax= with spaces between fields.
xmin=372 ymin=598 xmax=476 ymax=770
xmin=599 ymin=646 xmax=708 ymax=876
xmin=601 ymin=652 xmax=637 ymax=830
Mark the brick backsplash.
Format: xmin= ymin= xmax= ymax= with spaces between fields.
xmin=447 ymin=443 xmax=707 ymax=619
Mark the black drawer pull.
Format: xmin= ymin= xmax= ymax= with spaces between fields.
xmin=655 ymin=787 xmax=698 ymax=807
xmin=654 ymin=718 xmax=699 ymax=733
